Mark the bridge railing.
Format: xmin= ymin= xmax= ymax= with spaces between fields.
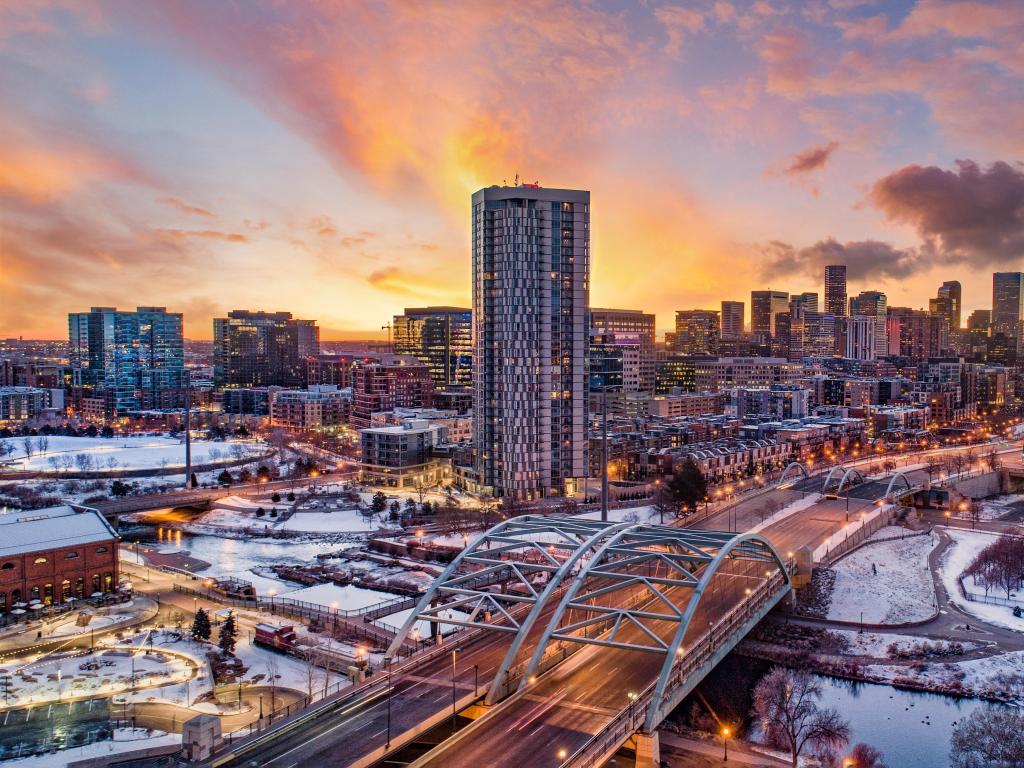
xmin=560 ymin=569 xmax=789 ymax=768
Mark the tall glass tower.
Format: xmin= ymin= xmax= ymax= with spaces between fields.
xmin=472 ymin=185 xmax=590 ymax=500
xmin=825 ymin=265 xmax=847 ymax=317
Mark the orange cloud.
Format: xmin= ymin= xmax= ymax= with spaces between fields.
xmin=157 ymin=196 xmax=215 ymax=217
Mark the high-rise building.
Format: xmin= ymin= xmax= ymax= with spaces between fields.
xmin=825 ymin=265 xmax=847 ymax=317
xmin=349 ymin=356 xmax=432 ymax=428
xmin=589 ymin=308 xmax=656 ymax=393
xmin=68 ymin=306 xmax=185 ymax=416
xmin=992 ymin=272 xmax=1024 ymax=354
xmin=929 ymin=281 xmax=962 ymax=331
xmin=785 ymin=303 xmax=836 ymax=360
xmin=886 ymin=308 xmax=949 ymax=361
xmin=750 ymin=290 xmax=789 ymax=337
xmin=472 ymin=185 xmax=589 ymax=499
xmin=792 ymin=292 xmax=819 ymax=313
xmin=213 ymin=310 xmax=316 ymax=388
xmin=849 ymin=291 xmax=888 ymax=359
xmin=720 ymin=301 xmax=744 ymax=340
xmin=295 ymin=320 xmax=321 ymax=359
xmin=393 ymin=306 xmax=472 ymax=388
xmin=966 ymin=309 xmax=991 ymax=331
xmin=845 ymin=316 xmax=876 ymax=360
xmin=673 ymin=310 xmax=720 ymax=355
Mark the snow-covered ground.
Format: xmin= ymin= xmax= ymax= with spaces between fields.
xmin=2 ymin=729 xmax=180 ymax=768
xmin=375 ymin=605 xmax=460 ymax=640
xmin=826 ymin=526 xmax=937 ymax=624
xmin=278 ymin=582 xmax=395 ymax=612
xmin=866 ymin=649 xmax=1024 ymax=704
xmin=575 ymin=505 xmax=661 ymax=525
xmin=279 ymin=506 xmax=382 ymax=534
xmin=977 ymin=493 xmax=1024 ymax=522
xmin=940 ymin=528 xmax=1024 ymax=633
xmin=830 ymin=628 xmax=980 ymax=658
xmin=0 ymin=435 xmax=268 ymax=472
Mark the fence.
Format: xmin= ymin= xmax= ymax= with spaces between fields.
xmin=957 ymin=577 xmax=1022 ymax=608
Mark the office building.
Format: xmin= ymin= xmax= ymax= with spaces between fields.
xmin=825 ymin=265 xmax=847 ymax=317
xmin=472 ymin=184 xmax=589 ymax=499
xmin=68 ymin=306 xmax=185 ymax=417
xmin=673 ymin=310 xmax=720 ymax=355
xmin=213 ymin=310 xmax=316 ymax=388
xmin=270 ymin=385 xmax=349 ymax=431
xmin=350 ymin=356 xmax=433 ymax=429
xmin=720 ymin=301 xmax=744 ymax=340
xmin=393 ymin=307 xmax=472 ymax=388
xmin=845 ymin=316 xmax=877 ymax=360
xmin=886 ymin=308 xmax=950 ymax=361
xmin=849 ymin=290 xmax=888 ymax=359
xmin=751 ymin=291 xmax=789 ymax=337
xmin=0 ymin=387 xmax=53 ymax=425
xmin=929 ymin=281 xmax=962 ymax=331
xmin=359 ymin=420 xmax=450 ymax=489
xmin=792 ymin=292 xmax=819 ymax=313
xmin=589 ymin=308 xmax=656 ymax=393
xmin=992 ymin=272 xmax=1024 ymax=354
xmin=966 ymin=309 xmax=991 ymax=331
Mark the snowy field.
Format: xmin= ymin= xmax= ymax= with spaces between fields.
xmin=866 ymin=649 xmax=1024 ymax=704
xmin=940 ymin=528 xmax=1024 ymax=633
xmin=279 ymin=506 xmax=383 ymax=534
xmin=278 ymin=582 xmax=395 ymax=612
xmin=831 ymin=628 xmax=980 ymax=658
xmin=0 ymin=435 xmax=268 ymax=472
xmin=977 ymin=493 xmax=1024 ymax=522
xmin=826 ymin=526 xmax=937 ymax=624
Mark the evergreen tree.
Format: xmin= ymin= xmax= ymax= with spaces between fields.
xmin=218 ymin=612 xmax=238 ymax=656
xmin=191 ymin=608 xmax=212 ymax=642
xmin=217 ymin=469 xmax=233 ymax=485
xmin=371 ymin=491 xmax=388 ymax=514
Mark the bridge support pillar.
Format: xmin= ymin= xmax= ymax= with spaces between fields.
xmin=634 ymin=731 xmax=660 ymax=767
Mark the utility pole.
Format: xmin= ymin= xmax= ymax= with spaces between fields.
xmin=601 ymin=388 xmax=609 ymax=523
xmin=184 ymin=368 xmax=192 ymax=488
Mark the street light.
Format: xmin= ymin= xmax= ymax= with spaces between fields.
xmin=450 ymin=648 xmax=458 ymax=735
xmin=722 ymin=726 xmax=731 ymax=761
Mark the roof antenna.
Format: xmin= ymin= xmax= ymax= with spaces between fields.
xmin=514 ymin=172 xmax=519 ymax=186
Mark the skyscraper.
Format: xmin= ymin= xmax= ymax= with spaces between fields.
xmin=472 ymin=185 xmax=589 ymax=500
xmin=673 ymin=310 xmax=720 ymax=355
xmin=792 ymin=292 xmax=819 ymax=313
xmin=825 ymin=265 xmax=847 ymax=317
xmin=992 ymin=272 xmax=1024 ymax=354
xmin=750 ymin=290 xmax=789 ymax=337
xmin=929 ymin=281 xmax=962 ymax=331
xmin=720 ymin=301 xmax=744 ymax=340
xmin=213 ymin=310 xmax=315 ymax=387
xmin=393 ymin=306 xmax=472 ymax=388
xmin=849 ymin=290 xmax=888 ymax=359
xmin=68 ymin=306 xmax=184 ymax=416
xmin=845 ymin=316 xmax=876 ymax=360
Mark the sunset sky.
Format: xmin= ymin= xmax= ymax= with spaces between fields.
xmin=2 ymin=1 xmax=1023 ymax=340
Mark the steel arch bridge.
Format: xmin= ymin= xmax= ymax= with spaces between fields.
xmin=385 ymin=515 xmax=791 ymax=712
xmin=822 ymin=465 xmax=866 ymax=495
xmin=776 ymin=461 xmax=809 ymax=488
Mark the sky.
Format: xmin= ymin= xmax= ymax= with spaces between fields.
xmin=1 ymin=0 xmax=1023 ymax=340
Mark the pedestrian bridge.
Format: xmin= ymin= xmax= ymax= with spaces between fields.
xmin=386 ymin=515 xmax=792 ymax=767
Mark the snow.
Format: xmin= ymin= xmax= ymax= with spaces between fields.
xmin=939 ymin=528 xmax=1024 ymax=633
xmin=1 ymin=729 xmax=180 ymax=768
xmin=375 ymin=606 xmax=458 ymax=640
xmin=279 ymin=507 xmax=382 ymax=534
xmin=977 ymin=493 xmax=1024 ymax=522
xmin=1 ymin=435 xmax=268 ymax=472
xmin=866 ymin=649 xmax=1024 ymax=704
xmin=812 ymin=504 xmax=890 ymax=562
xmin=826 ymin=527 xmax=937 ymax=624
xmin=278 ymin=582 xmax=395 ymax=613
xmin=575 ymin=505 xmax=662 ymax=525
xmin=830 ymin=628 xmax=980 ymax=658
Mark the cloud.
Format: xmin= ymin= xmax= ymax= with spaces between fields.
xmin=157 ymin=196 xmax=214 ymax=218
xmin=654 ymin=6 xmax=705 ymax=57
xmin=760 ymin=238 xmax=921 ymax=282
xmin=784 ymin=141 xmax=838 ymax=175
xmin=152 ymin=228 xmax=249 ymax=243
xmin=869 ymin=159 xmax=1024 ymax=267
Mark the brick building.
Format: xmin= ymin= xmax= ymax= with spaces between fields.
xmin=0 ymin=506 xmax=119 ymax=612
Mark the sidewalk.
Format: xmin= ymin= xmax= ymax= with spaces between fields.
xmin=660 ymin=731 xmax=789 ymax=767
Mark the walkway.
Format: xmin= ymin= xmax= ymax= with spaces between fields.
xmin=660 ymin=731 xmax=789 ymax=767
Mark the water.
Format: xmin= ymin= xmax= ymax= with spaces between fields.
xmin=681 ymin=655 xmax=1001 ymax=768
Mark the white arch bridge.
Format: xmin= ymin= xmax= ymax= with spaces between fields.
xmin=386 ymin=515 xmax=793 ymax=766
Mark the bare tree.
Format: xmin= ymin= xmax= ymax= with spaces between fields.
xmin=653 ymin=485 xmax=680 ymax=525
xmin=37 ymin=436 xmax=49 ymax=455
xmin=986 ymin=448 xmax=1001 ymax=473
xmin=752 ymin=667 xmax=850 ymax=768
xmin=266 ymin=655 xmax=280 ymax=712
xmin=106 ymin=456 xmax=119 ymax=470
xmin=950 ymin=707 xmax=1024 ymax=768
xmin=21 ymin=437 xmax=34 ymax=459
xmin=73 ymin=453 xmax=94 ymax=472
xmin=0 ymin=441 xmax=13 ymax=461
xmin=846 ymin=743 xmax=889 ymax=768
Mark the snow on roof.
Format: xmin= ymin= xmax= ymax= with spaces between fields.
xmin=0 ymin=505 xmax=117 ymax=557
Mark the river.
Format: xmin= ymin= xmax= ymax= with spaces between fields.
xmin=681 ymin=655 xmax=999 ymax=768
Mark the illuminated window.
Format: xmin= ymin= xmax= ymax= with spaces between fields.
xmin=33 ymin=557 xmax=47 ymax=565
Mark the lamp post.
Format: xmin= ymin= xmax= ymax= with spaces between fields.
xmin=721 ymin=726 xmax=730 ymax=761
xmin=450 ymin=649 xmax=458 ymax=735
xmin=386 ymin=659 xmax=392 ymax=749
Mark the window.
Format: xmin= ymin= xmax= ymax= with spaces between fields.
xmin=0 ymin=563 xmax=13 ymax=571
xmin=30 ymin=586 xmax=40 ymax=601
xmin=64 ymin=552 xmax=79 ymax=559
xmin=96 ymin=547 xmax=108 ymax=554
xmin=33 ymin=557 xmax=47 ymax=565
xmin=91 ymin=574 xmax=101 ymax=594
xmin=74 ymin=578 xmax=84 ymax=599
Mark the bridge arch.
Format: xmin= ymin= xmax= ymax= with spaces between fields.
xmin=777 ymin=461 xmax=809 ymax=488
xmin=383 ymin=515 xmax=631 ymax=677
xmin=836 ymin=467 xmax=865 ymax=495
xmin=821 ymin=465 xmax=844 ymax=492
xmin=516 ymin=527 xmax=789 ymax=711
xmin=884 ymin=471 xmax=915 ymax=499
xmin=643 ymin=532 xmax=790 ymax=731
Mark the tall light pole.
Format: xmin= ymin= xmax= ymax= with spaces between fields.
xmin=184 ymin=368 xmax=192 ymax=488
xmin=601 ymin=387 xmax=609 ymax=522
xmin=450 ymin=649 xmax=457 ymax=735
xmin=722 ymin=726 xmax=730 ymax=761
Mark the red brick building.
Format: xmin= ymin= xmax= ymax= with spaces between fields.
xmin=0 ymin=505 xmax=119 ymax=612
xmin=350 ymin=358 xmax=433 ymax=428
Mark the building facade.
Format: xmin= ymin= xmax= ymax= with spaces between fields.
xmin=849 ymin=291 xmax=888 ymax=359
xmin=825 ymin=265 xmax=847 ymax=317
xmin=993 ymin=272 xmax=1024 ymax=355
xmin=270 ymin=385 xmax=348 ymax=431
xmin=751 ymin=291 xmax=789 ymax=338
xmin=0 ymin=387 xmax=52 ymax=425
xmin=213 ymin=310 xmax=317 ymax=388
xmin=472 ymin=185 xmax=589 ymax=499
xmin=350 ymin=357 xmax=433 ymax=429
xmin=673 ymin=310 xmax=721 ymax=355
xmin=393 ymin=307 xmax=472 ymax=388
xmin=720 ymin=301 xmax=744 ymax=340
xmin=589 ymin=308 xmax=656 ymax=393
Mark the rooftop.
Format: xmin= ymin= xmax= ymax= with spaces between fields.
xmin=0 ymin=505 xmax=118 ymax=557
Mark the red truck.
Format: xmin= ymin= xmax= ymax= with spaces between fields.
xmin=254 ymin=623 xmax=298 ymax=652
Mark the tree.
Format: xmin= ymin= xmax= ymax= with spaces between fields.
xmin=110 ymin=480 xmax=132 ymax=497
xmin=190 ymin=608 xmax=212 ymax=642
xmin=255 ymin=507 xmax=266 ymax=517
xmin=287 ymin=491 xmax=296 ymax=502
xmin=217 ymin=469 xmax=233 ymax=486
xmin=404 ymin=497 xmax=417 ymax=513
xmin=100 ymin=425 xmax=114 ymax=438
xmin=421 ymin=500 xmax=433 ymax=515
xmin=271 ymin=492 xmax=281 ymax=503
xmin=752 ymin=667 xmax=850 ymax=768
xmin=653 ymin=484 xmax=680 ymax=524
xmin=664 ymin=459 xmax=707 ymax=517
xmin=256 ymin=464 xmax=272 ymax=481
xmin=389 ymin=500 xmax=401 ymax=520
xmin=36 ymin=436 xmax=49 ymax=455
xmin=964 ymin=533 xmax=1024 ymax=600
xmin=950 ymin=707 xmax=1024 ymax=768
xmin=238 ymin=467 xmax=252 ymax=483
xmin=371 ymin=491 xmax=388 ymax=514
xmin=848 ymin=743 xmax=889 ymax=768
xmin=218 ymin=612 xmax=238 ymax=656
xmin=21 ymin=437 xmax=34 ymax=459
xmin=189 ymin=472 xmax=199 ymax=488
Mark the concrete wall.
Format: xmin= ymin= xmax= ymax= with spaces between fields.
xmin=952 ymin=471 xmax=1004 ymax=500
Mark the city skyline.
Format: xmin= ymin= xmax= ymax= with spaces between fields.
xmin=3 ymin=2 xmax=1024 ymax=339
